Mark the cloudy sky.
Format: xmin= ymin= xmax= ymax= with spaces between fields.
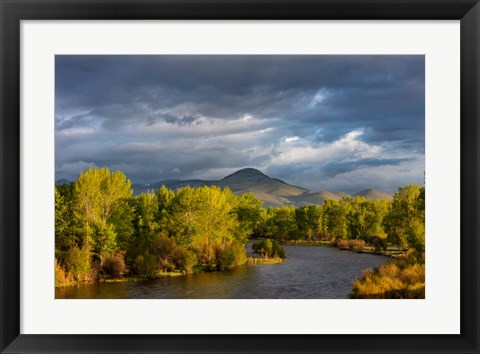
xmin=55 ymin=55 xmax=424 ymax=193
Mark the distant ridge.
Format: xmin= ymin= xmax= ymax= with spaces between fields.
xmin=354 ymin=188 xmax=393 ymax=200
xmin=131 ymin=168 xmax=392 ymax=207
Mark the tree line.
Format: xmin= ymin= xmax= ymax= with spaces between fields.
xmin=55 ymin=167 xmax=424 ymax=287
xmin=258 ymin=184 xmax=424 ymax=253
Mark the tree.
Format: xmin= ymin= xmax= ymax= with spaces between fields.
xmin=252 ymin=239 xmax=286 ymax=259
xmin=253 ymin=239 xmax=273 ymax=257
xmin=167 ymin=186 xmax=241 ymax=263
xmin=295 ymin=205 xmax=322 ymax=240
xmin=64 ymin=245 xmax=91 ymax=281
xmin=323 ymin=200 xmax=349 ymax=240
xmin=383 ymin=185 xmax=425 ymax=251
xmin=264 ymin=206 xmax=298 ymax=241
xmin=348 ymin=198 xmax=388 ymax=241
xmin=233 ymin=192 xmax=264 ymax=240
xmin=55 ymin=183 xmax=80 ymax=254
xmin=90 ymin=220 xmax=117 ymax=261
xmin=74 ymin=167 xmax=133 ymax=261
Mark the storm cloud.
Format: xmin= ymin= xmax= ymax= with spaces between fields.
xmin=55 ymin=55 xmax=424 ymax=193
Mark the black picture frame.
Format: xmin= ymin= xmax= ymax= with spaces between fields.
xmin=1 ymin=0 xmax=479 ymax=353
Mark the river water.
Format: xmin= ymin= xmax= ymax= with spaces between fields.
xmin=55 ymin=245 xmax=391 ymax=299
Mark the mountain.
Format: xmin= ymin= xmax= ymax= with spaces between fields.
xmin=132 ymin=168 xmax=392 ymax=207
xmin=286 ymin=190 xmax=341 ymax=207
xmin=216 ymin=168 xmax=308 ymax=207
xmin=354 ymin=188 xmax=393 ymax=200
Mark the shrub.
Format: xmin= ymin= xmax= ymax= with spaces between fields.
xmin=64 ymin=245 xmax=91 ymax=281
xmin=171 ymin=248 xmax=198 ymax=274
xmin=336 ymin=239 xmax=349 ymax=250
xmin=348 ymin=239 xmax=365 ymax=252
xmin=103 ymin=254 xmax=127 ymax=278
xmin=55 ymin=258 xmax=74 ymax=287
xmin=134 ymin=254 xmax=158 ymax=278
xmin=252 ymin=239 xmax=286 ymax=259
xmin=378 ymin=262 xmax=401 ymax=278
xmin=351 ymin=266 xmax=404 ymax=297
xmin=371 ymin=235 xmax=388 ymax=252
xmin=252 ymin=239 xmax=273 ymax=257
xmin=400 ymin=263 xmax=425 ymax=285
xmin=271 ymin=240 xmax=286 ymax=259
xmin=155 ymin=233 xmax=177 ymax=262
xmin=88 ymin=259 xmax=101 ymax=281
xmin=216 ymin=242 xmax=247 ymax=269
xmin=351 ymin=252 xmax=425 ymax=299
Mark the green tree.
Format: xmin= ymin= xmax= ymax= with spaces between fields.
xmin=233 ymin=192 xmax=264 ymax=240
xmin=64 ymin=245 xmax=91 ymax=281
xmin=253 ymin=239 xmax=273 ymax=257
xmin=264 ymin=206 xmax=298 ymax=241
xmin=90 ymin=220 xmax=117 ymax=261
xmin=55 ymin=183 xmax=80 ymax=254
xmin=295 ymin=205 xmax=323 ymax=240
xmin=74 ymin=167 xmax=133 ymax=261
xmin=383 ymin=185 xmax=425 ymax=251
xmin=323 ymin=200 xmax=349 ymax=240
xmin=348 ymin=198 xmax=388 ymax=241
xmin=167 ymin=186 xmax=241 ymax=263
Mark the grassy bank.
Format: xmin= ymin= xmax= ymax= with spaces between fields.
xmin=281 ymin=239 xmax=406 ymax=258
xmin=350 ymin=250 xmax=425 ymax=299
xmin=56 ymin=269 xmax=192 ymax=288
xmin=247 ymin=256 xmax=284 ymax=265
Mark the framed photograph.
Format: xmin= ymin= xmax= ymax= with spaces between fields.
xmin=1 ymin=0 xmax=479 ymax=353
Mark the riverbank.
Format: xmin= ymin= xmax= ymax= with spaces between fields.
xmin=56 ymin=244 xmax=391 ymax=299
xmin=281 ymin=239 xmax=406 ymax=258
xmin=55 ymin=270 xmax=188 ymax=288
xmin=56 ymin=256 xmax=283 ymax=288
xmin=247 ymin=256 xmax=284 ymax=265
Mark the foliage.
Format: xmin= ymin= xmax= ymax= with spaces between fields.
xmin=383 ymin=185 xmax=425 ymax=251
xmin=348 ymin=239 xmax=365 ymax=252
xmin=336 ymin=239 xmax=349 ymax=250
xmin=102 ymin=254 xmax=127 ymax=278
xmin=371 ymin=234 xmax=388 ymax=252
xmin=252 ymin=239 xmax=286 ymax=259
xmin=322 ymin=199 xmax=349 ymax=240
xmin=134 ymin=254 xmax=159 ymax=278
xmin=234 ymin=192 xmax=265 ymax=239
xmin=55 ymin=167 xmax=424 ymax=287
xmin=55 ymin=258 xmax=74 ymax=287
xmin=264 ymin=206 xmax=298 ymax=241
xmin=215 ymin=241 xmax=247 ymax=270
xmin=64 ymin=245 xmax=91 ymax=281
xmin=295 ymin=205 xmax=323 ymax=240
xmin=55 ymin=183 xmax=81 ymax=254
xmin=171 ymin=248 xmax=198 ymax=274
xmin=351 ymin=251 xmax=425 ymax=298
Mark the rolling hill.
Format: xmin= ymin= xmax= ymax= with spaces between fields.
xmin=127 ymin=168 xmax=392 ymax=207
xmin=354 ymin=188 xmax=393 ymax=200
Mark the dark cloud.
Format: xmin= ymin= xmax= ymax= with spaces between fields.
xmin=320 ymin=158 xmax=413 ymax=178
xmin=55 ymin=55 xmax=424 ymax=192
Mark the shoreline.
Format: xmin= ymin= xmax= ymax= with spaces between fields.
xmin=56 ymin=243 xmax=397 ymax=289
xmin=281 ymin=239 xmax=406 ymax=258
xmin=56 ymin=255 xmax=285 ymax=289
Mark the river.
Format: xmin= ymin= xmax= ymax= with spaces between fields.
xmin=55 ymin=245 xmax=391 ymax=299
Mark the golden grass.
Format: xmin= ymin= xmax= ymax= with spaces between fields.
xmin=351 ymin=251 xmax=425 ymax=299
xmin=247 ymin=256 xmax=284 ymax=265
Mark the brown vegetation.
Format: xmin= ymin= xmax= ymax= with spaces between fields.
xmin=351 ymin=250 xmax=425 ymax=299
